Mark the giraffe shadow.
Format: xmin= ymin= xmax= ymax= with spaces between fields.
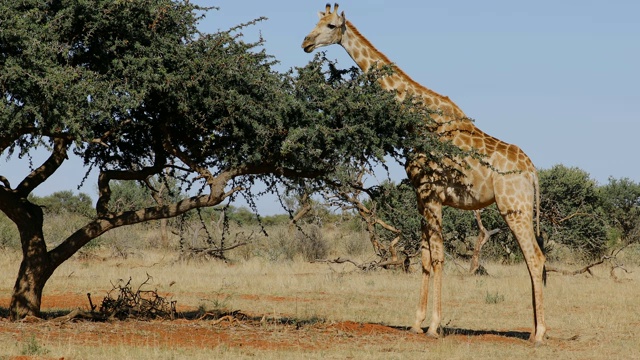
xmin=393 ymin=325 xmax=531 ymax=341
xmin=442 ymin=327 xmax=531 ymax=340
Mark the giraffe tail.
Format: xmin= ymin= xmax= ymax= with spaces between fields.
xmin=533 ymin=170 xmax=547 ymax=285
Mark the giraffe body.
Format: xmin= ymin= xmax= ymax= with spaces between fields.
xmin=302 ymin=4 xmax=546 ymax=344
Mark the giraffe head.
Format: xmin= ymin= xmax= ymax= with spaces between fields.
xmin=302 ymin=3 xmax=346 ymax=53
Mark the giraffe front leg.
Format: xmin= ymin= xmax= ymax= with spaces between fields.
xmin=417 ymin=201 xmax=444 ymax=338
xmin=410 ymin=242 xmax=431 ymax=334
xmin=426 ymin=235 xmax=444 ymax=338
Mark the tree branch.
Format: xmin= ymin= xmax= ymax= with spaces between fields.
xmin=0 ymin=176 xmax=10 ymax=189
xmin=15 ymin=137 xmax=71 ymax=197
xmin=557 ymin=212 xmax=595 ymax=224
xmin=289 ymin=192 xmax=312 ymax=229
xmin=96 ymin=151 xmax=168 ymax=217
xmin=469 ymin=209 xmax=502 ymax=274
xmin=50 ymin=185 xmax=242 ymax=267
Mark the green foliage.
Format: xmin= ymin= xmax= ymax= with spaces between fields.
xmin=364 ymin=180 xmax=517 ymax=262
xmin=0 ymin=213 xmax=19 ymax=249
xmin=225 ymin=206 xmax=258 ymax=226
xmin=598 ymin=177 xmax=640 ymax=243
xmin=260 ymin=214 xmax=291 ymax=227
xmin=29 ymin=191 xmax=93 ymax=217
xmin=1 ymin=0 xmax=440 ymax=216
xmin=361 ymin=165 xmax=640 ymax=263
xmin=539 ymin=165 xmax=608 ymax=259
xmin=442 ymin=205 xmax=516 ymax=261
xmin=368 ymin=180 xmax=422 ymax=254
xmin=108 ymin=176 xmax=183 ymax=213
xmin=108 ymin=181 xmax=154 ymax=212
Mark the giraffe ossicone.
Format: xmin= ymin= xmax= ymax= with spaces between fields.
xmin=302 ymin=3 xmax=547 ymax=344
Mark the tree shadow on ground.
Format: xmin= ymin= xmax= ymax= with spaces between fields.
xmin=0 ymin=307 xmax=326 ymax=328
xmin=178 ymin=310 xmax=327 ymax=328
xmin=0 ymin=306 xmax=80 ymax=320
xmin=0 ymin=306 xmax=530 ymax=342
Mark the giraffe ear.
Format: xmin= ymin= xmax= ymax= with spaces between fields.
xmin=338 ymin=11 xmax=346 ymax=25
xmin=318 ymin=11 xmax=325 ymax=19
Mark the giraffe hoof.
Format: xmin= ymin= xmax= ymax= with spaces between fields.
xmin=528 ymin=334 xmax=545 ymax=346
xmin=409 ymin=326 xmax=424 ymax=334
xmin=425 ymin=330 xmax=440 ymax=339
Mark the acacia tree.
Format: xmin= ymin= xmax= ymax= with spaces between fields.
xmin=0 ymin=1 xmax=442 ymax=319
xmin=538 ymin=165 xmax=607 ymax=258
xmin=598 ymin=177 xmax=640 ymax=244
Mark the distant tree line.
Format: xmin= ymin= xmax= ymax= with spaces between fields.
xmin=8 ymin=163 xmax=639 ymax=263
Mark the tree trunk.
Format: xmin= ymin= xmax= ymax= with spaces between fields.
xmin=10 ymin=253 xmax=54 ymax=320
xmin=5 ymin=169 xmax=238 ymax=320
xmin=9 ymin=203 xmax=55 ymax=320
xmin=160 ymin=218 xmax=169 ymax=248
xmin=288 ymin=193 xmax=312 ymax=234
xmin=469 ymin=210 xmax=501 ymax=275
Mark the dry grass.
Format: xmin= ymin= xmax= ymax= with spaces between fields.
xmin=0 ymin=247 xmax=639 ymax=359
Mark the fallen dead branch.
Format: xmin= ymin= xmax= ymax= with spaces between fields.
xmin=52 ymin=308 xmax=101 ymax=323
xmin=312 ymin=256 xmax=409 ymax=272
xmin=52 ymin=274 xmax=177 ymax=323
xmin=546 ymin=247 xmax=631 ymax=280
xmin=197 ymin=310 xmax=252 ymax=329
xmin=99 ymin=274 xmax=177 ymax=320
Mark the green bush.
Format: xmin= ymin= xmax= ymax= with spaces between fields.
xmin=0 ymin=213 xmax=19 ymax=249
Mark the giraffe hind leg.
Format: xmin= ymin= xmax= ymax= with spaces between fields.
xmin=502 ymin=210 xmax=547 ymax=343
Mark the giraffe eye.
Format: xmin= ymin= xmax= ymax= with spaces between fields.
xmin=327 ymin=24 xmax=336 ymax=29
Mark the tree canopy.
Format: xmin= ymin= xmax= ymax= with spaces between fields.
xmin=0 ymin=0 xmax=446 ymax=319
xmin=598 ymin=177 xmax=640 ymax=243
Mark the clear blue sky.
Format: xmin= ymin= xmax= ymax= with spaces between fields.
xmin=4 ymin=1 xmax=640 ymax=214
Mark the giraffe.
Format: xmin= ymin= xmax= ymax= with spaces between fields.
xmin=302 ymin=4 xmax=546 ymax=344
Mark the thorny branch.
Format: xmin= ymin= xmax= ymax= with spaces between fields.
xmin=96 ymin=274 xmax=177 ymax=320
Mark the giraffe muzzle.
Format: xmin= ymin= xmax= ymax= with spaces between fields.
xmin=302 ymin=39 xmax=315 ymax=53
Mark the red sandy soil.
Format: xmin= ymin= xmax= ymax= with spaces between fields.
xmin=0 ymin=292 xmax=538 ymax=355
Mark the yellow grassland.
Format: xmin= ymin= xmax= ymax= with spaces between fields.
xmin=0 ymin=243 xmax=638 ymax=359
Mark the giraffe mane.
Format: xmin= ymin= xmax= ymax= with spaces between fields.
xmin=345 ymin=20 xmax=458 ymax=109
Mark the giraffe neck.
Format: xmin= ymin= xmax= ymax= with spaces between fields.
xmin=341 ymin=21 xmax=466 ymax=121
